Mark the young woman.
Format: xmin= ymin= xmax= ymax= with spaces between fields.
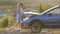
xmin=16 ymin=3 xmax=23 ymax=31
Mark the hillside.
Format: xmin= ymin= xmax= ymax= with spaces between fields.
xmin=19 ymin=0 xmax=60 ymax=6
xmin=0 ymin=0 xmax=17 ymax=6
xmin=0 ymin=0 xmax=60 ymax=6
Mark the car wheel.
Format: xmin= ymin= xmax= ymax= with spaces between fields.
xmin=31 ymin=21 xmax=42 ymax=33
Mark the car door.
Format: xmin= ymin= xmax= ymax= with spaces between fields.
xmin=45 ymin=7 xmax=60 ymax=25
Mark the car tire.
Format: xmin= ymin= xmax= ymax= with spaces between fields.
xmin=30 ymin=20 xmax=42 ymax=33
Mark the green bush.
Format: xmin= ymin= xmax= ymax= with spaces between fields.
xmin=0 ymin=17 xmax=9 ymax=28
xmin=0 ymin=16 xmax=16 ymax=28
xmin=37 ymin=4 xmax=44 ymax=13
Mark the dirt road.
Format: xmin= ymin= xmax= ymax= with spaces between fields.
xmin=1 ymin=29 xmax=60 ymax=34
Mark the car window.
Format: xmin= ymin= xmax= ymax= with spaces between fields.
xmin=47 ymin=7 xmax=60 ymax=14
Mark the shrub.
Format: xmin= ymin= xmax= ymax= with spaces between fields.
xmin=1 ymin=17 xmax=8 ymax=28
xmin=38 ymin=4 xmax=44 ymax=13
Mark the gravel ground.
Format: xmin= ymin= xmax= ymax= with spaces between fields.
xmin=0 ymin=29 xmax=60 ymax=34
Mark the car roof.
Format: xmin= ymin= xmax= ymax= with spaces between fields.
xmin=39 ymin=5 xmax=60 ymax=15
